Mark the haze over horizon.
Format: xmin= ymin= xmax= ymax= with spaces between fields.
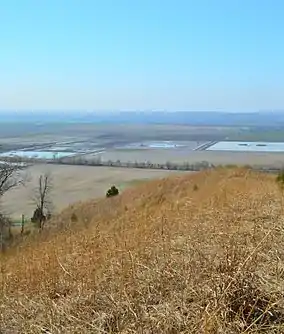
xmin=1 ymin=0 xmax=284 ymax=112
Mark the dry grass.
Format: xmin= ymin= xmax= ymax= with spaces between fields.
xmin=1 ymin=168 xmax=284 ymax=333
xmin=1 ymin=164 xmax=175 ymax=220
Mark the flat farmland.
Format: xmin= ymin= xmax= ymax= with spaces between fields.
xmin=0 ymin=123 xmax=239 ymax=148
xmin=3 ymin=151 xmax=284 ymax=221
xmin=1 ymin=164 xmax=180 ymax=220
xmin=86 ymin=148 xmax=284 ymax=167
xmin=2 ymin=122 xmax=284 ymax=222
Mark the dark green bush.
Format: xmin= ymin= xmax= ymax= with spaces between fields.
xmin=71 ymin=212 xmax=78 ymax=222
xmin=106 ymin=185 xmax=119 ymax=198
xmin=31 ymin=208 xmax=46 ymax=226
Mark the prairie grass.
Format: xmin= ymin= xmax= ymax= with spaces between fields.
xmin=1 ymin=168 xmax=284 ymax=333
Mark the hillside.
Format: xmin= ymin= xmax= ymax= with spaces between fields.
xmin=1 ymin=168 xmax=284 ymax=333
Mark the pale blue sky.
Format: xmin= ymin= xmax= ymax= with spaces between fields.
xmin=1 ymin=0 xmax=284 ymax=111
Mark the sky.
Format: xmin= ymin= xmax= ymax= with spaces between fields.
xmin=1 ymin=0 xmax=284 ymax=112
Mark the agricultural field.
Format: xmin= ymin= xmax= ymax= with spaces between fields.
xmin=2 ymin=122 xmax=284 ymax=223
xmin=1 ymin=164 xmax=179 ymax=220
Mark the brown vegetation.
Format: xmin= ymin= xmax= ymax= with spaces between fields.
xmin=1 ymin=168 xmax=284 ymax=333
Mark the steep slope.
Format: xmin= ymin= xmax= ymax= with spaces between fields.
xmin=1 ymin=168 xmax=284 ymax=333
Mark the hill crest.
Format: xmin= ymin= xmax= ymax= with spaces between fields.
xmin=1 ymin=168 xmax=284 ymax=333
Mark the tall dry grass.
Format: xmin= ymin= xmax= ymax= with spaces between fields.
xmin=1 ymin=168 xmax=284 ymax=333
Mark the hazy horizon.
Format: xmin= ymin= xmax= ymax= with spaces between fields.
xmin=1 ymin=110 xmax=284 ymax=114
xmin=1 ymin=0 xmax=284 ymax=111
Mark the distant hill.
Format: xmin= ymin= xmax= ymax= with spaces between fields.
xmin=1 ymin=168 xmax=284 ymax=332
xmin=2 ymin=110 xmax=284 ymax=126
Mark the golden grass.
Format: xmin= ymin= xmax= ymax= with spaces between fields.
xmin=1 ymin=168 xmax=284 ymax=333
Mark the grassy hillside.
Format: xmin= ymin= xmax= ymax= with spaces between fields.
xmin=1 ymin=168 xmax=284 ymax=333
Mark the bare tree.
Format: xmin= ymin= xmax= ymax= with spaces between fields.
xmin=31 ymin=172 xmax=53 ymax=229
xmin=0 ymin=161 xmax=26 ymax=196
xmin=0 ymin=160 xmax=27 ymax=251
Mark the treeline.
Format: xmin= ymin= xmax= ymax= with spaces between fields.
xmin=50 ymin=156 xmax=215 ymax=171
xmin=2 ymin=154 xmax=282 ymax=174
xmin=50 ymin=156 xmax=282 ymax=174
